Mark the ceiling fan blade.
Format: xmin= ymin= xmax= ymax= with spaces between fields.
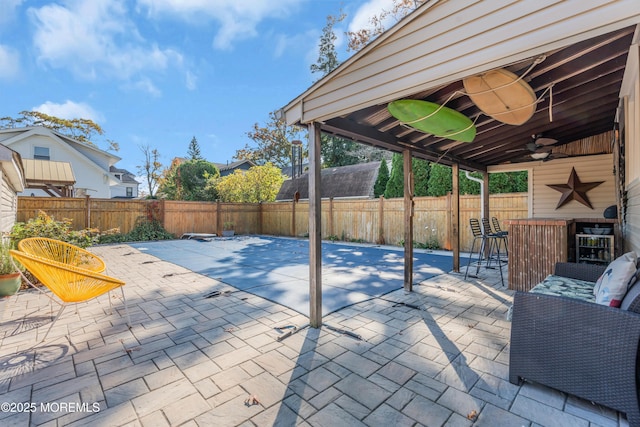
xmin=535 ymin=137 xmax=558 ymax=146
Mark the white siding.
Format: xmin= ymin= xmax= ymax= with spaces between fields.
xmin=622 ymin=43 xmax=640 ymax=254
xmin=0 ymin=172 xmax=17 ymax=234
xmin=7 ymin=133 xmax=111 ymax=198
xmin=110 ymin=184 xmax=138 ymax=198
xmin=531 ymin=154 xmax=615 ymax=218
xmin=626 ymin=178 xmax=640 ymax=253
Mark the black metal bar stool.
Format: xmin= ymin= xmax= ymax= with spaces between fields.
xmin=491 ymin=216 xmax=508 ymax=258
xmin=465 ymin=218 xmax=504 ymax=286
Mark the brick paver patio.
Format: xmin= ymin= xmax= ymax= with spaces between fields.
xmin=0 ymin=242 xmax=627 ymax=426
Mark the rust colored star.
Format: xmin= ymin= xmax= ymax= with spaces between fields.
xmin=547 ymin=167 xmax=604 ymax=209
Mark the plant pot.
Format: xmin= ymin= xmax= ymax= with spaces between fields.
xmin=0 ymin=272 xmax=21 ymax=297
xmin=222 ymin=230 xmax=235 ymax=237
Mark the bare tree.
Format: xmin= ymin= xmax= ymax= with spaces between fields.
xmin=137 ymin=144 xmax=163 ymax=198
xmin=346 ymin=0 xmax=426 ymax=52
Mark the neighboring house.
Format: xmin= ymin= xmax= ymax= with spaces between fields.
xmin=214 ymin=159 xmax=256 ymax=176
xmin=171 ymin=158 xmax=256 ymax=177
xmin=276 ymin=161 xmax=381 ymax=201
xmin=280 ymin=163 xmax=309 ymax=179
xmin=109 ymin=166 xmax=139 ymax=199
xmin=0 ymin=126 xmax=139 ymax=198
xmin=0 ymin=144 xmax=25 ymax=233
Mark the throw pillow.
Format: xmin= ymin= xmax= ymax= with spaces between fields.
xmin=594 ymin=251 xmax=638 ymax=307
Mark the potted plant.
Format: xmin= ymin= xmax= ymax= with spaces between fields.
xmin=222 ymin=221 xmax=235 ymax=237
xmin=0 ymin=240 xmax=21 ymax=297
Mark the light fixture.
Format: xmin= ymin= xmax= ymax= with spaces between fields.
xmin=531 ymin=152 xmax=550 ymax=160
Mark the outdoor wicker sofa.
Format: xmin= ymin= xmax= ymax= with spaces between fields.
xmin=509 ymin=260 xmax=640 ymax=426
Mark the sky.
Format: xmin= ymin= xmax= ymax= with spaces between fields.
xmin=0 ymin=0 xmax=396 ymax=178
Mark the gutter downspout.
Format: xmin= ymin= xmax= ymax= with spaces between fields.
xmin=465 ymin=171 xmax=485 ymax=218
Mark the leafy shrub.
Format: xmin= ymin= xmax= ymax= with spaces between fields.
xmin=10 ymin=211 xmax=99 ymax=248
xmin=11 ymin=211 xmax=174 ymax=247
xmin=97 ymin=218 xmax=174 ymax=244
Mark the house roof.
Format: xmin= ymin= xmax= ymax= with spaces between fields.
xmin=0 ymin=145 xmax=25 ymax=192
xmin=22 ymin=159 xmax=75 ymax=185
xmin=0 ymin=126 xmax=121 ymax=162
xmin=281 ymin=1 xmax=640 ymax=172
xmin=276 ymin=161 xmax=381 ymax=201
xmin=21 ymin=158 xmax=75 ymax=196
xmin=214 ymin=159 xmax=256 ymax=172
xmin=109 ymin=166 xmax=140 ymax=184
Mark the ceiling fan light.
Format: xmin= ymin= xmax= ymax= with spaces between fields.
xmin=531 ymin=152 xmax=550 ymax=160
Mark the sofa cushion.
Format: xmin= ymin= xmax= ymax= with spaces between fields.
xmin=594 ymin=252 xmax=638 ymax=307
xmin=530 ymin=275 xmax=596 ymax=303
xmin=620 ymin=280 xmax=640 ymax=311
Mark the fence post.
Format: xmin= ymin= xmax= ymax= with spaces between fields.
xmin=328 ymin=198 xmax=334 ymax=238
xmin=291 ymin=199 xmax=296 ymax=237
xmin=216 ymin=201 xmax=222 ymax=236
xmin=85 ymin=195 xmax=91 ymax=229
xmin=377 ymin=196 xmax=385 ymax=244
xmin=445 ymin=193 xmax=452 ymax=250
xmin=159 ymin=199 xmax=166 ymax=228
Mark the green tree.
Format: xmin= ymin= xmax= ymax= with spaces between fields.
xmin=459 ymin=171 xmax=481 ymax=195
xmin=158 ymin=160 xmax=219 ymax=201
xmin=236 ymin=111 xmax=304 ymax=169
xmin=490 ymin=171 xmax=528 ymax=193
xmin=214 ymin=163 xmax=284 ymax=203
xmin=0 ymin=110 xmax=117 ymax=150
xmin=427 ymin=163 xmax=452 ymax=196
xmin=187 ymin=136 xmax=203 ymax=160
xmin=457 ymin=170 xmax=529 ymax=194
xmin=310 ymin=12 xmax=345 ymax=79
xmin=384 ymin=153 xmax=404 ymax=198
xmin=321 ymin=135 xmax=360 ymax=167
xmin=373 ymin=159 xmax=390 ymax=198
xmin=137 ymin=144 xmax=163 ymax=198
xmin=413 ymin=158 xmax=430 ymax=196
xmin=384 ymin=154 xmax=434 ymax=198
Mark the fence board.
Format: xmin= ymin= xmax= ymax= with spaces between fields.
xmin=17 ymin=193 xmax=528 ymax=249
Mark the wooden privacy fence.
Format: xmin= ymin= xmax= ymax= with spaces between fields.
xmin=17 ymin=193 xmax=528 ymax=251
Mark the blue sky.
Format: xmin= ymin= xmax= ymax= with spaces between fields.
xmin=0 ymin=0 xmax=394 ymax=176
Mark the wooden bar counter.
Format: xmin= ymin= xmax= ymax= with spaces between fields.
xmin=505 ymin=218 xmax=573 ymax=291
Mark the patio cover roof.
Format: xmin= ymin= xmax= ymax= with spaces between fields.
xmin=281 ymin=1 xmax=640 ymax=172
xmin=280 ymin=0 xmax=640 ymax=326
xmin=23 ymin=158 xmax=76 ymax=197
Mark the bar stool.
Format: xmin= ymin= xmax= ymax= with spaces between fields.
xmin=465 ymin=218 xmax=504 ymax=286
xmin=491 ymin=216 xmax=508 ymax=257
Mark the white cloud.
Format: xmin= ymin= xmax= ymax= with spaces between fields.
xmin=32 ymin=100 xmax=104 ymax=123
xmin=0 ymin=44 xmax=20 ymax=79
xmin=128 ymin=77 xmax=162 ymax=97
xmin=185 ymin=70 xmax=197 ymax=90
xmin=137 ymin=0 xmax=303 ymax=50
xmin=28 ymin=0 xmax=182 ymax=85
xmin=348 ymin=0 xmax=396 ymax=34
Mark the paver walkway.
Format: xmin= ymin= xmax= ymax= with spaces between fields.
xmin=0 ymin=241 xmax=627 ymax=426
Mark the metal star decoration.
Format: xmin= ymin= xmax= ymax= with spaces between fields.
xmin=547 ymin=167 xmax=604 ymax=209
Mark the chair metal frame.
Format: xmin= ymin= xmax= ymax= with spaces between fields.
xmin=18 ymin=237 xmax=106 ymax=273
xmin=465 ymin=218 xmax=504 ymax=285
xmin=491 ymin=216 xmax=509 ymax=257
xmin=10 ymin=248 xmax=130 ymax=341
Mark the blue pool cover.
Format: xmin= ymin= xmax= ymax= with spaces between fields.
xmin=130 ymin=236 xmax=470 ymax=316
